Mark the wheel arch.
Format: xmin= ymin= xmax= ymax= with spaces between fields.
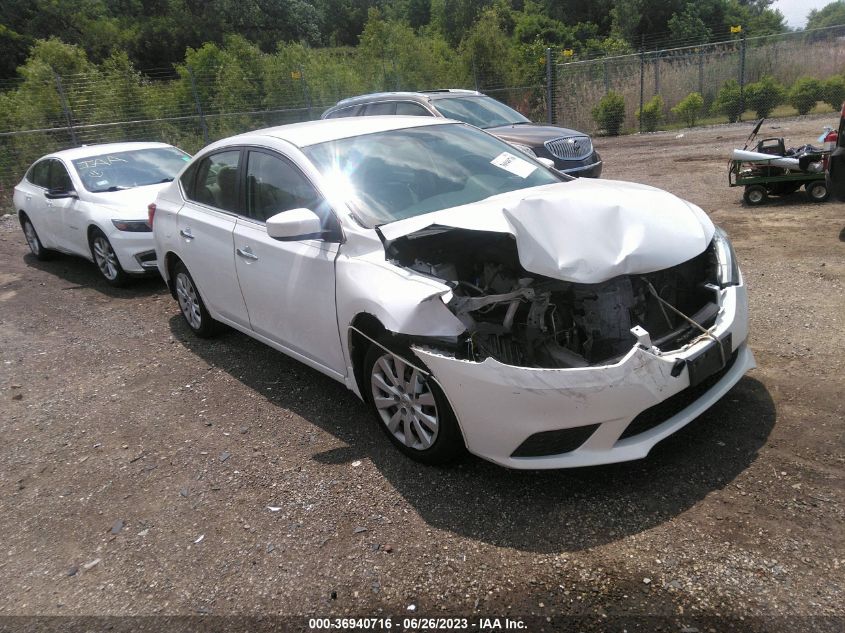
xmin=163 ymin=251 xmax=181 ymax=298
xmin=348 ymin=313 xmax=389 ymax=402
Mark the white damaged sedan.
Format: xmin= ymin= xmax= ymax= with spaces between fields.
xmin=153 ymin=117 xmax=755 ymax=469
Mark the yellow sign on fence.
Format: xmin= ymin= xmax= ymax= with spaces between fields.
xmin=730 ymin=25 xmax=742 ymax=33
xmin=291 ymin=70 xmax=301 ymax=80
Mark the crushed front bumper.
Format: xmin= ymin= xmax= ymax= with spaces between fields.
xmin=412 ymin=282 xmax=754 ymax=469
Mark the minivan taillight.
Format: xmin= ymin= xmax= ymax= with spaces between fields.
xmin=147 ymin=203 xmax=156 ymax=229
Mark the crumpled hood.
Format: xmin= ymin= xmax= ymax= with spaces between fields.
xmin=379 ymin=179 xmax=715 ymax=284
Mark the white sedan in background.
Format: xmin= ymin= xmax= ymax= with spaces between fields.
xmin=153 ymin=117 xmax=754 ymax=469
xmin=14 ymin=142 xmax=191 ymax=285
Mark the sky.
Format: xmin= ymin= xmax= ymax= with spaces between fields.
xmin=772 ymin=0 xmax=836 ymax=29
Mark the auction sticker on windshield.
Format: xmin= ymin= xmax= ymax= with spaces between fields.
xmin=490 ymin=151 xmax=537 ymax=178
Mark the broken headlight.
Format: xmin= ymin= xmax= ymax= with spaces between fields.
xmin=712 ymin=226 xmax=740 ymax=287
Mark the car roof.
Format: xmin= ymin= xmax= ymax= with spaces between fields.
xmin=216 ymin=116 xmax=456 ymax=149
xmin=43 ymin=142 xmax=176 ymax=162
xmin=333 ymin=89 xmax=481 ymax=108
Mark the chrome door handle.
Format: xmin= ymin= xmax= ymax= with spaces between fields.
xmin=179 ymin=228 xmax=194 ymax=240
xmin=236 ymin=246 xmax=258 ymax=261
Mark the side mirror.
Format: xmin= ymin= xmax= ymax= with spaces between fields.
xmin=266 ymin=208 xmax=324 ymax=241
xmin=536 ymin=157 xmax=555 ymax=170
xmin=45 ymin=188 xmax=77 ymax=200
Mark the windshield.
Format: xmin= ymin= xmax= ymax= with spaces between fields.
xmin=303 ymin=123 xmax=563 ymax=228
xmin=72 ymin=147 xmax=191 ymax=192
xmin=433 ymin=96 xmax=531 ymax=129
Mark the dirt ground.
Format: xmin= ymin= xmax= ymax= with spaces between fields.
xmin=0 ymin=116 xmax=843 ymax=632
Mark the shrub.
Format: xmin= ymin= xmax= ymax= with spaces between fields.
xmin=637 ymin=95 xmax=664 ymax=132
xmin=745 ymin=75 xmax=786 ymax=119
xmin=712 ymin=79 xmax=743 ymax=123
xmin=671 ymin=92 xmax=704 ymax=127
xmin=592 ymin=91 xmax=626 ymax=136
xmin=822 ymin=76 xmax=845 ymax=111
xmin=787 ymin=76 xmax=823 ymax=115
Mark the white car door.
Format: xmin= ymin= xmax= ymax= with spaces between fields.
xmin=48 ymin=159 xmax=89 ymax=256
xmin=21 ymin=160 xmax=59 ymax=249
xmin=176 ymin=148 xmax=251 ymax=328
xmin=232 ymin=148 xmax=345 ymax=376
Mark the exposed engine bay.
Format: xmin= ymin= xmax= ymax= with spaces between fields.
xmin=386 ymin=227 xmax=721 ymax=369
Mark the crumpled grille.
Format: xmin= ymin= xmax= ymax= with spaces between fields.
xmin=545 ymin=136 xmax=593 ymax=160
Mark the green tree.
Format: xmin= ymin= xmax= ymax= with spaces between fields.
xmin=592 ymin=91 xmax=626 ymax=135
xmin=745 ymin=75 xmax=785 ymax=118
xmin=668 ymin=4 xmax=712 ymax=43
xmin=712 ymin=79 xmax=743 ymax=122
xmin=672 ymin=91 xmax=704 ymax=126
xmin=637 ymin=94 xmax=664 ymax=131
xmin=822 ymin=76 xmax=845 ymax=110
xmin=787 ymin=77 xmax=823 ymax=115
xmin=806 ymin=1 xmax=845 ymax=29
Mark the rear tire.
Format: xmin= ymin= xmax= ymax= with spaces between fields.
xmin=172 ymin=260 xmax=217 ymax=338
xmin=743 ymin=185 xmax=767 ymax=206
xmin=20 ymin=215 xmax=52 ymax=261
xmin=806 ymin=180 xmax=829 ymax=203
xmin=363 ymin=340 xmax=465 ymax=465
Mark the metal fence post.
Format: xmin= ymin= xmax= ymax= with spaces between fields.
xmin=299 ymin=65 xmax=313 ymax=120
xmin=54 ymin=73 xmax=78 ymax=146
xmin=472 ymin=58 xmax=479 ymax=92
xmin=545 ymin=47 xmax=554 ymax=125
xmin=698 ymin=47 xmax=705 ymax=95
xmin=639 ymin=48 xmax=645 ymax=134
xmin=739 ymin=32 xmax=747 ymax=121
xmin=186 ymin=65 xmax=210 ymax=145
xmin=603 ymin=60 xmax=610 ymax=93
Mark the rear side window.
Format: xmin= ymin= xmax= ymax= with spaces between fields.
xmin=28 ymin=160 xmax=51 ymax=188
xmin=187 ymin=150 xmax=241 ymax=213
xmin=395 ymin=102 xmax=432 ymax=116
xmin=324 ymin=105 xmax=360 ymax=119
xmin=364 ymin=102 xmax=396 ymax=115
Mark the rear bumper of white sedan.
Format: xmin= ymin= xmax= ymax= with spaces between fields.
xmin=412 ymin=282 xmax=754 ymax=469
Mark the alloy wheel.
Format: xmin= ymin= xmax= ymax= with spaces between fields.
xmin=175 ymin=271 xmax=203 ymax=330
xmin=370 ymin=352 xmax=439 ymax=450
xmin=23 ymin=221 xmax=40 ymax=256
xmin=92 ymin=236 xmax=120 ymax=280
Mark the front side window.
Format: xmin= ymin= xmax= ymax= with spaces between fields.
xmin=303 ymin=123 xmax=563 ymax=227
xmin=433 ymin=96 xmax=531 ymax=129
xmin=71 ymin=146 xmax=190 ymax=193
xmin=49 ymin=160 xmax=73 ymax=192
xmin=245 ymin=151 xmax=324 ymax=222
xmin=188 ymin=150 xmax=241 ymax=212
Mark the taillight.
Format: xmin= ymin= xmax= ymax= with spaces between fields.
xmin=147 ymin=203 xmax=156 ymax=229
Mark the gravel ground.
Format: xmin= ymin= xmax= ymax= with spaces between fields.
xmin=0 ymin=116 xmax=843 ymax=632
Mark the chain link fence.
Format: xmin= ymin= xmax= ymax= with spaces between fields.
xmin=553 ymin=24 xmax=845 ymax=134
xmin=3 ymin=24 xmax=845 ymax=208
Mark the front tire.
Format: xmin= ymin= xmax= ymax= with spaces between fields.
xmin=173 ymin=260 xmax=217 ymax=338
xmin=806 ymin=180 xmax=829 ymax=203
xmin=21 ymin=215 xmax=52 ymax=261
xmin=364 ymin=342 xmax=464 ymax=465
xmin=89 ymin=229 xmax=128 ymax=286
